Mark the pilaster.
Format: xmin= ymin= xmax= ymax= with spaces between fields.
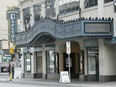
xmin=21 ymin=48 xmax=24 ymax=77
xmin=98 ymin=0 xmax=104 ymax=18
xmin=31 ymin=47 xmax=35 ymax=74
xmin=42 ymin=45 xmax=46 ymax=79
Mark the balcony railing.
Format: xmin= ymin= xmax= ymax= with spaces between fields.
xmin=59 ymin=1 xmax=80 ymax=15
xmin=84 ymin=0 xmax=98 ymax=8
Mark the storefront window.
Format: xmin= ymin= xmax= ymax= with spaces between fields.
xmin=46 ymin=50 xmax=59 ymax=74
xmin=87 ymin=48 xmax=98 ymax=74
xmin=24 ymin=53 xmax=31 ymax=73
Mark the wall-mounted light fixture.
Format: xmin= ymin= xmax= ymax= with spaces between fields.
xmin=114 ymin=0 xmax=116 ymax=13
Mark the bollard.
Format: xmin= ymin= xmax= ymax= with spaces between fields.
xmin=9 ymin=73 xmax=12 ymax=81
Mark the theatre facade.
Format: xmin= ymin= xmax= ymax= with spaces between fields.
xmin=15 ymin=17 xmax=116 ymax=82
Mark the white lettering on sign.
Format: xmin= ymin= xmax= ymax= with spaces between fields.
xmin=66 ymin=42 xmax=71 ymax=54
xmin=11 ymin=14 xmax=15 ymax=19
xmin=66 ymin=42 xmax=70 ymax=48
xmin=10 ymin=13 xmax=16 ymax=42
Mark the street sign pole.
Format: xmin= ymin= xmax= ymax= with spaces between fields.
xmin=68 ymin=54 xmax=71 ymax=82
xmin=66 ymin=42 xmax=71 ymax=83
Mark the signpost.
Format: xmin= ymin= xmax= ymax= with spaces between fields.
xmin=66 ymin=41 xmax=71 ymax=83
xmin=59 ymin=41 xmax=71 ymax=83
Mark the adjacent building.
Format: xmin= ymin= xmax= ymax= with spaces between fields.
xmin=0 ymin=7 xmax=21 ymax=75
xmin=15 ymin=0 xmax=116 ymax=82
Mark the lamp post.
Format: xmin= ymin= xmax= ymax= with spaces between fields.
xmin=8 ymin=59 xmax=11 ymax=76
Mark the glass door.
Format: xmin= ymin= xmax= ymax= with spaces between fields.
xmin=87 ymin=47 xmax=99 ymax=81
xmin=46 ymin=50 xmax=59 ymax=74
xmin=24 ymin=53 xmax=31 ymax=73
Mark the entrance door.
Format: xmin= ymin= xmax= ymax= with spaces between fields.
xmin=87 ymin=48 xmax=99 ymax=81
xmin=35 ymin=51 xmax=42 ymax=78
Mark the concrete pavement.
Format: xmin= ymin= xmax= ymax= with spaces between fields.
xmin=11 ymin=78 xmax=116 ymax=87
xmin=0 ymin=75 xmax=116 ymax=87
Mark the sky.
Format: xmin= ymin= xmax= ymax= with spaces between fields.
xmin=0 ymin=0 xmax=19 ymax=39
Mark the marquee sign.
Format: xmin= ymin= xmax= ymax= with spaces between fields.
xmin=84 ymin=22 xmax=112 ymax=34
xmin=15 ymin=18 xmax=113 ymax=46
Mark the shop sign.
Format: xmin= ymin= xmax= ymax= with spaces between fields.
xmin=14 ymin=68 xmax=21 ymax=79
xmin=59 ymin=71 xmax=70 ymax=83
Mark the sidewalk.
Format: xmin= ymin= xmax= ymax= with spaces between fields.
xmin=9 ymin=78 xmax=116 ymax=87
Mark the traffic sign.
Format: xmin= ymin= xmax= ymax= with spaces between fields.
xmin=66 ymin=42 xmax=70 ymax=48
xmin=66 ymin=42 xmax=71 ymax=54
xmin=66 ymin=47 xmax=71 ymax=54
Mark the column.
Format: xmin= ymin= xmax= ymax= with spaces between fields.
xmin=31 ymin=48 xmax=35 ymax=77
xmin=98 ymin=0 xmax=104 ymax=18
xmin=99 ymin=39 xmax=116 ymax=82
xmin=114 ymin=15 xmax=116 ymax=36
xmin=42 ymin=45 xmax=46 ymax=79
xmin=21 ymin=48 xmax=24 ymax=78
xmin=78 ymin=39 xmax=86 ymax=81
xmin=55 ymin=39 xmax=60 ymax=72
xmin=99 ymin=39 xmax=105 ymax=81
